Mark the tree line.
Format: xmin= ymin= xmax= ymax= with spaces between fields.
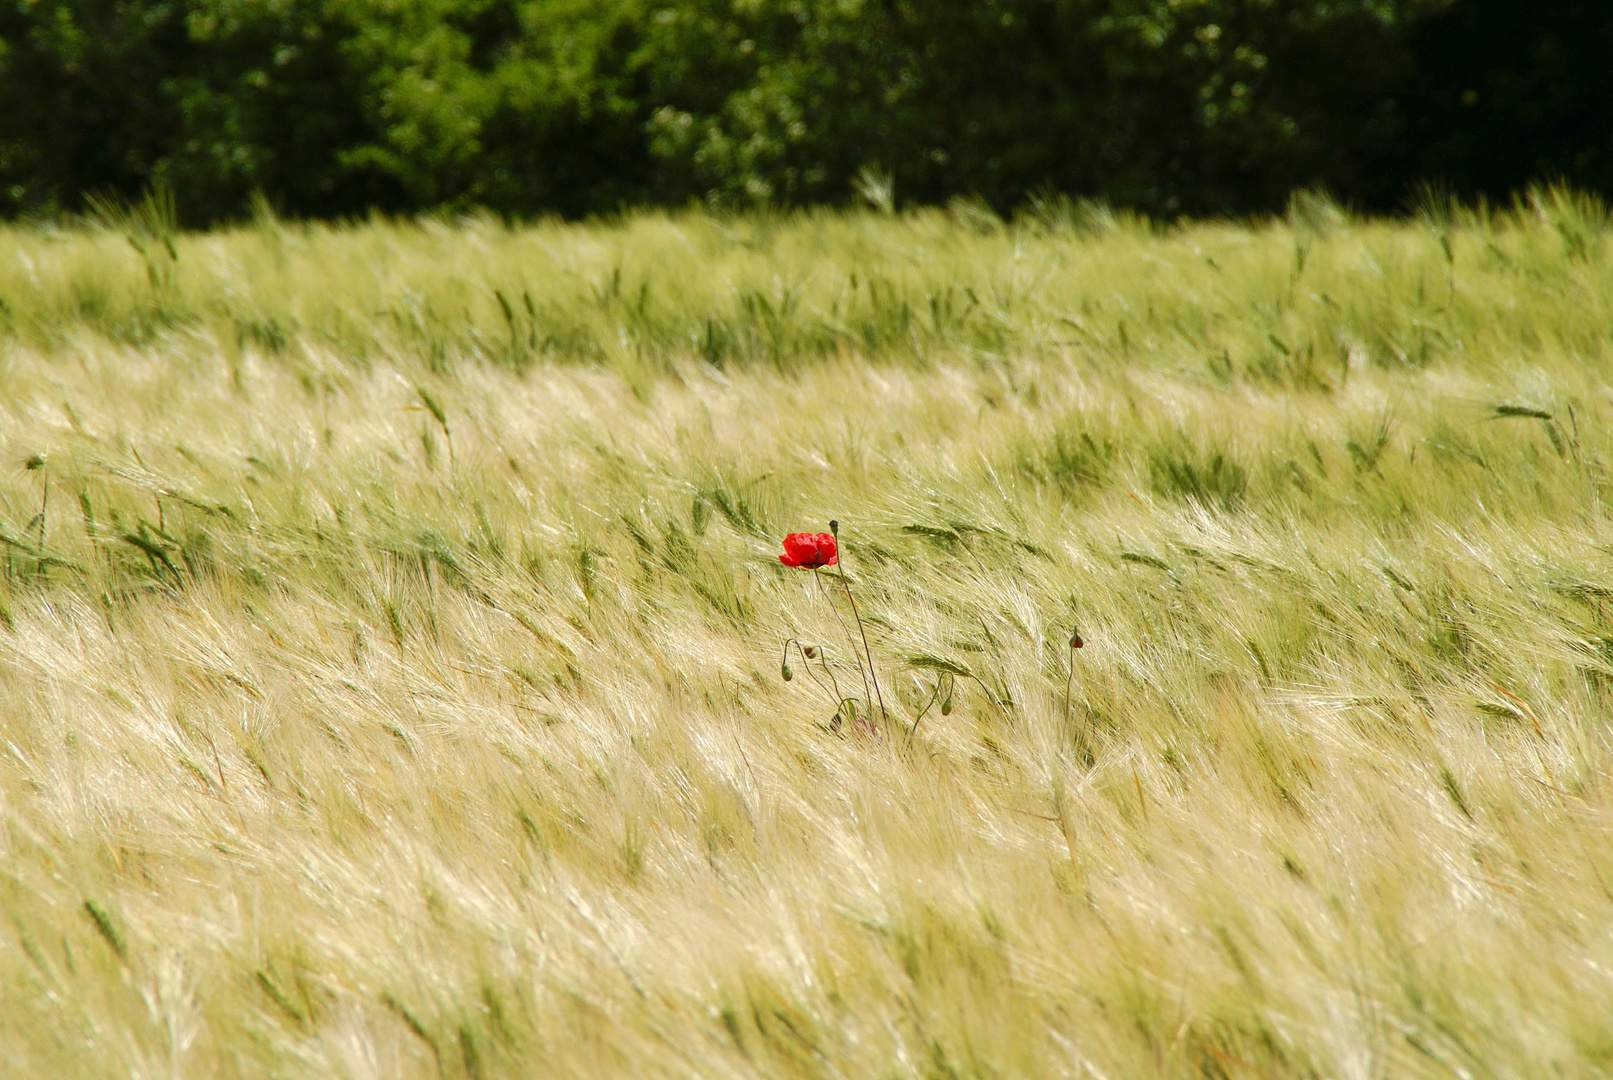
xmin=1 ymin=0 xmax=1608 ymax=224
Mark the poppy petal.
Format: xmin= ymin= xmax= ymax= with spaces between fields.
xmin=780 ymin=531 xmax=837 ymax=568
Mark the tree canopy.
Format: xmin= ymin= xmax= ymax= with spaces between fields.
xmin=1 ymin=0 xmax=1607 ymax=222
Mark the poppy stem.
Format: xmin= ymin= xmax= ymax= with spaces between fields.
xmin=814 ymin=569 xmax=875 ymax=728
xmin=828 ymin=522 xmax=888 ymax=735
xmin=783 ymin=637 xmax=842 ymax=710
xmin=1064 ymin=630 xmax=1085 ymax=754
xmin=1064 ymin=644 xmax=1076 ymax=731
xmin=841 ymin=577 xmax=888 ymax=732
xmin=907 ymin=672 xmax=950 ymax=747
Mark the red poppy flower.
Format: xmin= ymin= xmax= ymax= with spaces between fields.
xmin=778 ymin=532 xmax=837 ymax=568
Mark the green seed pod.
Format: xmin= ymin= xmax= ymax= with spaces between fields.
xmin=781 ymin=663 xmax=793 ymax=681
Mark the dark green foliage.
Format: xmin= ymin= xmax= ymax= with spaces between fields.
xmin=0 ymin=0 xmax=657 ymax=221
xmin=0 ymin=0 xmax=1607 ymax=222
xmin=1401 ymin=0 xmax=1613 ymax=204
xmin=637 ymin=0 xmax=1432 ymax=215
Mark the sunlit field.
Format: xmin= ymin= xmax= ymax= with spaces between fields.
xmin=2 ymin=190 xmax=1612 ymax=1078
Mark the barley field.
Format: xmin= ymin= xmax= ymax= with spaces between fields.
xmin=2 ymin=190 xmax=1612 ymax=1078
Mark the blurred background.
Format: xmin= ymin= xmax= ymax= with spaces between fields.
xmin=2 ymin=0 xmax=1608 ymax=224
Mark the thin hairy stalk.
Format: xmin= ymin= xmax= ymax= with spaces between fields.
xmin=814 ymin=568 xmax=875 ymax=728
xmin=29 ymin=461 xmax=48 ymax=582
xmin=830 ymin=520 xmax=889 ymax=734
xmin=782 ymin=637 xmax=842 ymax=710
xmin=810 ymin=645 xmax=847 ymax=711
xmin=839 ymin=574 xmax=888 ymax=731
xmin=1064 ymin=631 xmax=1084 ymax=749
xmin=907 ymin=673 xmax=951 ymax=746
xmin=1064 ymin=647 xmax=1076 ymax=731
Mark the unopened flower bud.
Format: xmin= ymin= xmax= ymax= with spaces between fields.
xmin=1070 ymin=631 xmax=1084 ymax=650
xmin=803 ymin=645 xmax=818 ymax=659
xmin=941 ymin=693 xmax=953 ymax=716
xmin=781 ymin=663 xmax=794 ymax=681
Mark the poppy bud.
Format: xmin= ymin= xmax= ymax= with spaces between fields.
xmin=781 ymin=663 xmax=794 ymax=681
xmin=803 ymin=645 xmax=818 ymax=659
xmin=1070 ymin=631 xmax=1083 ymax=650
xmin=828 ymin=520 xmax=839 ymax=536
xmin=941 ymin=693 xmax=953 ymax=716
